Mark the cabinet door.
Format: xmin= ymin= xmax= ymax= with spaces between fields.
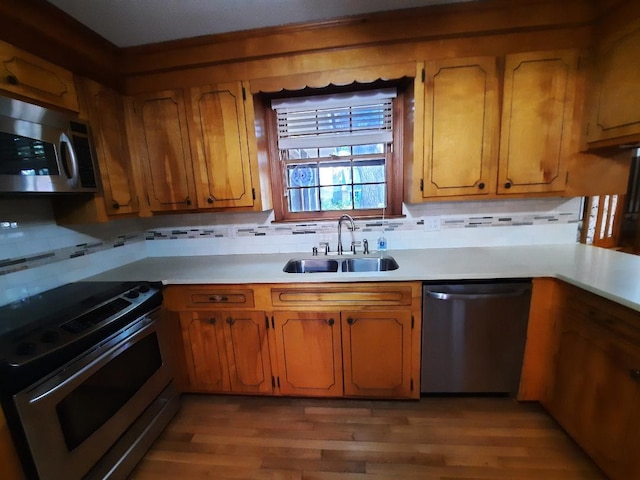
xmin=342 ymin=311 xmax=413 ymax=398
xmin=222 ymin=311 xmax=272 ymax=394
xmin=586 ymin=22 xmax=640 ymax=146
xmin=78 ymin=78 xmax=139 ymax=216
xmin=130 ymin=90 xmax=196 ymax=211
xmin=421 ymin=56 xmax=499 ymax=198
xmin=0 ymin=39 xmax=78 ymax=112
xmin=498 ymin=50 xmax=577 ymax=194
xmin=272 ymin=311 xmax=343 ymax=397
xmin=187 ymin=82 xmax=254 ymax=209
xmin=178 ymin=311 xmax=230 ymax=392
xmin=546 ymin=313 xmax=640 ymax=480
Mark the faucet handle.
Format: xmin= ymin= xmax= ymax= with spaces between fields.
xmin=350 ymin=240 xmax=361 ymax=254
xmin=319 ymin=242 xmax=330 ymax=255
xmin=363 ymin=239 xmax=369 ymax=254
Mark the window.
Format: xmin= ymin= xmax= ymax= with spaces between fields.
xmin=264 ymin=84 xmax=406 ymax=222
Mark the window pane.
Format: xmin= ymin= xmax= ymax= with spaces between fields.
xmin=355 ymin=184 xmax=386 ymax=209
xmin=287 ymin=148 xmax=318 ymax=159
xmin=353 ymin=159 xmax=385 ymax=184
xmin=287 ymin=164 xmax=318 ymax=187
xmin=353 ymin=143 xmax=384 ymax=155
xmin=319 ymin=146 xmax=351 ymax=157
xmin=320 ymin=186 xmax=353 ymax=210
xmin=288 ymin=187 xmax=320 ymax=212
xmin=319 ymin=163 xmax=352 ymax=186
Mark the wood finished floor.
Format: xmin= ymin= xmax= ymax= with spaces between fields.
xmin=129 ymin=394 xmax=605 ymax=480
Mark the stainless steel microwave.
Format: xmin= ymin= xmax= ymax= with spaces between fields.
xmin=0 ymin=95 xmax=99 ymax=194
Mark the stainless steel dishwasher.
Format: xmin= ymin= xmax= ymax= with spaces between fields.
xmin=421 ymin=280 xmax=532 ymax=395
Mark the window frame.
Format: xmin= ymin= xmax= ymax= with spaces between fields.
xmin=263 ymin=83 xmax=406 ymax=222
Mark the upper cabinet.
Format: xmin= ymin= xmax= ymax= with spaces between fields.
xmin=417 ymin=56 xmax=499 ymax=199
xmin=127 ymin=89 xmax=197 ymax=212
xmin=0 ymin=39 xmax=78 ymax=112
xmin=126 ymin=81 xmax=267 ymax=214
xmin=409 ymin=49 xmax=579 ymax=202
xmin=77 ymin=78 xmax=139 ymax=216
xmin=186 ymin=82 xmax=256 ymax=209
xmin=584 ymin=18 xmax=640 ymax=148
xmin=498 ymin=50 xmax=578 ymax=194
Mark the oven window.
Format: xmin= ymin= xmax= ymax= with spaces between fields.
xmin=0 ymin=131 xmax=59 ymax=176
xmin=56 ymin=332 xmax=162 ymax=451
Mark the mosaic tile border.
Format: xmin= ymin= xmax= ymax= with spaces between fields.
xmin=0 ymin=233 xmax=143 ymax=276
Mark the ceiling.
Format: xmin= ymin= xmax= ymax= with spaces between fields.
xmin=46 ymin=0 xmax=472 ymax=48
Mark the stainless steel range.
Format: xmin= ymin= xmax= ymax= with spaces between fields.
xmin=0 ymin=281 xmax=179 ymax=480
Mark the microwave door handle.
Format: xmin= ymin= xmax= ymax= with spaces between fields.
xmin=59 ymin=132 xmax=78 ymax=187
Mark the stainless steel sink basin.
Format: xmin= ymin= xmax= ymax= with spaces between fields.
xmin=283 ymin=256 xmax=398 ymax=273
xmin=341 ymin=256 xmax=399 ymax=272
xmin=283 ymin=258 xmax=340 ymax=273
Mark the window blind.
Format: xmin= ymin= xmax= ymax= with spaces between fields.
xmin=272 ymin=89 xmax=396 ymax=150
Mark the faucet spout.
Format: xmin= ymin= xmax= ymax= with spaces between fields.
xmin=337 ymin=214 xmax=355 ymax=255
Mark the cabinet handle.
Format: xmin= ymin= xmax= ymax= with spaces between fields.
xmin=185 ymin=197 xmax=192 ymax=206
xmin=226 ymin=317 xmax=235 ymax=325
xmin=112 ymin=202 xmax=120 ymax=210
xmin=207 ymin=197 xmax=214 ymax=204
xmin=347 ymin=317 xmax=357 ymax=325
xmin=326 ymin=318 xmax=335 ymax=326
xmin=630 ymin=369 xmax=640 ymax=382
xmin=209 ymin=295 xmax=228 ymax=302
xmin=478 ymin=182 xmax=485 ymax=190
xmin=209 ymin=318 xmax=216 ymax=325
xmin=6 ymin=74 xmax=19 ymax=86
xmin=504 ymin=182 xmax=512 ymax=189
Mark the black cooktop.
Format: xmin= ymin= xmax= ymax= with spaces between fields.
xmin=0 ymin=281 xmax=162 ymax=394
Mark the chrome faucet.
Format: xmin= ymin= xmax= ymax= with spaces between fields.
xmin=337 ymin=214 xmax=355 ymax=255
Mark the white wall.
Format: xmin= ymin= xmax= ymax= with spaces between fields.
xmin=0 ymin=196 xmax=582 ymax=306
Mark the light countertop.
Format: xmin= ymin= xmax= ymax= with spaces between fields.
xmin=86 ymin=244 xmax=640 ymax=312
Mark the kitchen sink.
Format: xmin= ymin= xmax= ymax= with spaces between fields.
xmin=341 ymin=256 xmax=399 ymax=272
xmin=283 ymin=256 xmax=398 ymax=273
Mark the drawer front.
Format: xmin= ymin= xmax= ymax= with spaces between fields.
xmin=164 ymin=286 xmax=255 ymax=310
xmin=271 ymin=284 xmax=413 ymax=308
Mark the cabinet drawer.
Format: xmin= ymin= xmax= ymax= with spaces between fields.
xmin=164 ymin=286 xmax=255 ymax=310
xmin=271 ymin=283 xmax=414 ymax=308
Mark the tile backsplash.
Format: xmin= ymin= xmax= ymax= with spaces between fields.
xmin=0 ymin=196 xmax=581 ymax=306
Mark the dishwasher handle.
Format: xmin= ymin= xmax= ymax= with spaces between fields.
xmin=424 ymin=289 xmax=530 ymax=301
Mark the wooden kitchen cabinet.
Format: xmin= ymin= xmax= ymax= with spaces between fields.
xmin=498 ymin=50 xmax=578 ymax=194
xmin=272 ymin=311 xmax=343 ymax=397
xmin=584 ymin=18 xmax=640 ymax=148
xmin=544 ymin=284 xmax=640 ymax=480
xmin=76 ymin=77 xmax=139 ymax=216
xmin=178 ymin=310 xmax=272 ymax=394
xmin=186 ymin=81 xmax=256 ymax=209
xmin=127 ymin=89 xmax=197 ymax=212
xmin=416 ymin=56 xmax=499 ymax=199
xmin=0 ymin=39 xmax=78 ymax=112
xmin=342 ymin=310 xmax=413 ymax=397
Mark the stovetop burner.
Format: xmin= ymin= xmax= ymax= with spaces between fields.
xmin=0 ymin=281 xmax=162 ymax=394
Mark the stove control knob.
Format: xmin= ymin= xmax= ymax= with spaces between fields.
xmin=125 ymin=290 xmax=140 ymax=299
xmin=137 ymin=284 xmax=150 ymax=293
xmin=40 ymin=330 xmax=60 ymax=343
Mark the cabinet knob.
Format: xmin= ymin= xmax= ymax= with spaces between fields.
xmin=207 ymin=197 xmax=214 ymax=204
xmin=6 ymin=75 xmax=18 ymax=86
xmin=209 ymin=295 xmax=228 ymax=302
xmin=226 ymin=317 xmax=235 ymax=325
xmin=347 ymin=317 xmax=356 ymax=325
xmin=326 ymin=318 xmax=335 ymax=326
xmin=209 ymin=318 xmax=216 ymax=325
xmin=112 ymin=202 xmax=120 ymax=210
xmin=630 ymin=369 xmax=640 ymax=381
xmin=185 ymin=197 xmax=192 ymax=206
xmin=478 ymin=182 xmax=485 ymax=190
xmin=504 ymin=182 xmax=512 ymax=189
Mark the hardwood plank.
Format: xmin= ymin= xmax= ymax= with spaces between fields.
xmin=129 ymin=394 xmax=605 ymax=480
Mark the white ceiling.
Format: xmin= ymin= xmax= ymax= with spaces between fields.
xmin=47 ymin=0 xmax=472 ymax=48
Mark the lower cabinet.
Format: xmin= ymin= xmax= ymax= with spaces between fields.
xmin=544 ymin=284 xmax=640 ymax=480
xmin=178 ymin=310 xmax=272 ymax=394
xmin=167 ymin=282 xmax=422 ymax=399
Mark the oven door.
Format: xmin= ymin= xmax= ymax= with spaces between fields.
xmin=13 ymin=309 xmax=173 ymax=480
